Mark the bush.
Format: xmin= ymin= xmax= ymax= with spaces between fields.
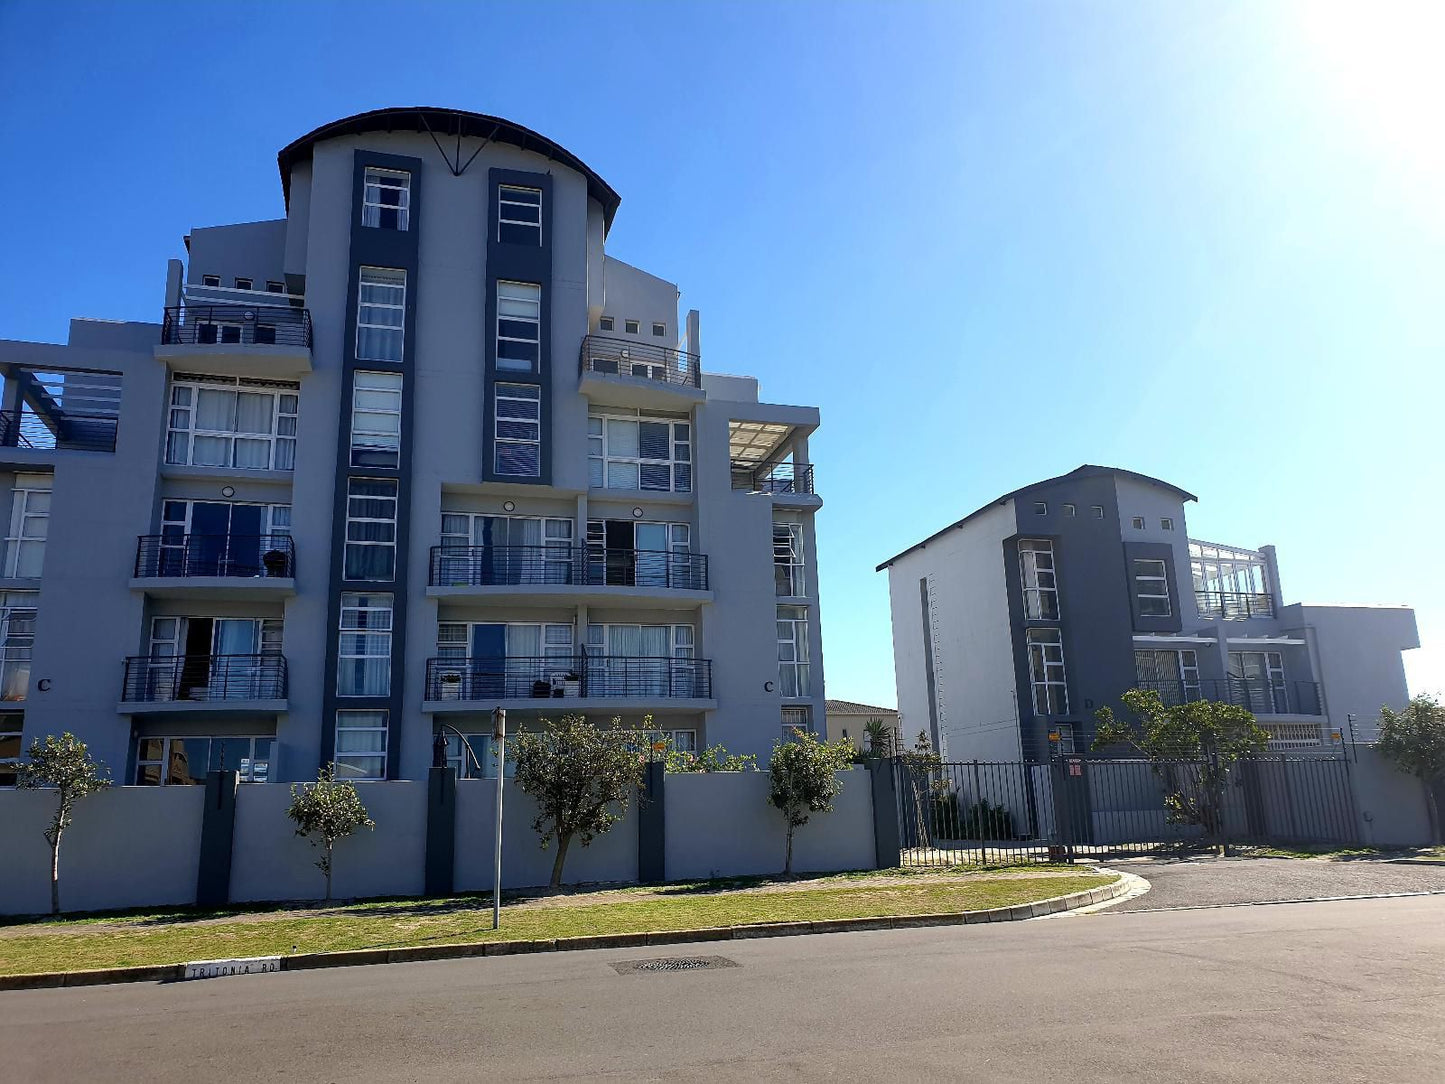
xmin=929 ymin=794 xmax=1016 ymax=841
xmin=665 ymin=742 xmax=757 ymax=773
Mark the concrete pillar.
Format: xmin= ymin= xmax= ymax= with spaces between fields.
xmin=165 ymin=258 xmax=184 ymax=310
xmin=865 ymin=759 xmax=901 ymax=870
xmin=425 ymin=765 xmax=456 ymax=896
xmin=1260 ymin=545 xmax=1284 ymax=613
xmin=196 ymin=770 xmax=238 ymax=907
xmin=638 ymin=760 xmax=666 ymax=883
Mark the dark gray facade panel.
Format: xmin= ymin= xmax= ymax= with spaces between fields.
xmin=918 ymin=577 xmax=941 ymax=753
xmin=196 ymin=770 xmax=239 ymax=907
xmin=638 ymin=760 xmax=665 ymax=883
xmin=425 ymin=765 xmax=456 ymax=896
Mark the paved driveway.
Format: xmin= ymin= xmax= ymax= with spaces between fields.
xmin=1109 ymin=855 xmax=1445 ymax=911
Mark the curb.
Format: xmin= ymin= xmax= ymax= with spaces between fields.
xmin=0 ymin=871 xmax=1128 ymax=992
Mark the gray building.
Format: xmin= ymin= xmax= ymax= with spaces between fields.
xmin=878 ymin=465 xmax=1418 ymax=763
xmin=0 ymin=107 xmax=826 ymax=787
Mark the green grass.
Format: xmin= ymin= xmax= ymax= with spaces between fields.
xmin=0 ymin=870 xmax=1113 ymax=977
xmin=1238 ymin=844 xmax=1445 ymax=861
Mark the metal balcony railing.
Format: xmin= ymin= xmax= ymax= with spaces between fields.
xmin=161 ymin=304 xmax=313 ymax=349
xmin=1134 ymin=678 xmax=1324 ymax=717
xmin=121 ymin=653 xmax=288 ymax=703
xmin=731 ymin=460 xmax=815 ymax=495
xmin=1195 ymin=590 xmax=1275 ymax=619
xmin=0 ymin=407 xmax=118 ymax=453
xmin=428 ymin=545 xmax=709 ymax=591
xmin=426 ymin=654 xmax=712 ymax=701
xmin=134 ymin=534 xmax=295 ymax=579
xmin=578 ymin=335 xmax=701 ymax=388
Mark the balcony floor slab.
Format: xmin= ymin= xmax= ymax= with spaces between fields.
xmin=425 ymin=584 xmax=711 ymax=607
xmin=117 ymin=699 xmax=288 ymax=716
xmin=424 ymin=696 xmax=717 ymax=715
xmin=130 ymin=577 xmax=296 ymax=600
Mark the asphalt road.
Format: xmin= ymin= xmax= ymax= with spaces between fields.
xmin=1111 ymin=855 xmax=1445 ymax=911
xmin=5 ymin=895 xmax=1443 ymax=1082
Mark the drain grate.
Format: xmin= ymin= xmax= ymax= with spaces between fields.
xmin=612 ymin=955 xmax=738 ymax=975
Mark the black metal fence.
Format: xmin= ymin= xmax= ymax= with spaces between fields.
xmin=578 ymin=335 xmax=701 ymax=388
xmin=893 ymin=753 xmax=1359 ymax=867
xmin=1135 ymin=678 xmax=1325 ymax=716
xmin=731 ymin=460 xmax=816 ymax=495
xmin=121 ymin=654 xmax=288 ymax=703
xmin=428 ymin=544 xmax=708 ymax=591
xmin=0 ymin=407 xmax=118 ymax=453
xmin=135 ymin=534 xmax=295 ymax=579
xmin=161 ymin=304 xmax=313 ymax=349
xmin=1195 ymin=590 xmax=1275 ymax=619
xmin=425 ymin=654 xmax=712 ymax=701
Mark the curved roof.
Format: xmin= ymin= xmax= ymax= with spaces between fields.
xmin=276 ymin=107 xmax=622 ymax=230
xmin=876 ymin=464 xmax=1198 ymax=571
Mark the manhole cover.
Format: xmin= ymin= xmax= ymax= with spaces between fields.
xmin=612 ymin=955 xmax=738 ymax=975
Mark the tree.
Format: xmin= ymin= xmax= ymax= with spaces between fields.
xmin=897 ymin=731 xmax=943 ymax=848
xmin=287 ymin=764 xmax=375 ymax=901
xmin=1094 ymin=689 xmax=1269 ymax=855
xmin=862 ymin=718 xmax=895 ymax=757
xmin=512 ymin=714 xmax=644 ymax=890
xmin=767 ymin=728 xmax=855 ymax=875
xmin=15 ymin=733 xmax=111 ymax=915
xmin=1377 ymin=694 xmax=1445 ymax=844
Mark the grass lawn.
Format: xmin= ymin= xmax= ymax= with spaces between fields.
xmin=0 ymin=868 xmax=1114 ymax=977
xmin=1237 ymin=844 xmax=1445 ymax=862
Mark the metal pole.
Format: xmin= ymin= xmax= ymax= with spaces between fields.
xmin=492 ymin=707 xmax=506 ymax=931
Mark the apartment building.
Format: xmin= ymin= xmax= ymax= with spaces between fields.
xmin=0 ymin=106 xmax=826 ymax=787
xmin=879 ymin=465 xmax=1418 ymax=763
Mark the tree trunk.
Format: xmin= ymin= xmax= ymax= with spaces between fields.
xmin=550 ymin=833 xmax=573 ymax=890
xmin=324 ymin=842 xmax=334 ymax=902
xmin=49 ymin=831 xmax=62 ymax=916
xmin=1422 ymin=776 xmax=1442 ymax=846
xmin=784 ymin=821 xmax=794 ymax=876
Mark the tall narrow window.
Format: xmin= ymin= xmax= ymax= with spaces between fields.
xmin=356 ymin=267 xmax=406 ymax=362
xmin=362 ymin=168 xmax=410 ymax=231
xmin=773 ymin=519 xmax=804 ymax=597
xmin=498 ymin=185 xmax=541 ymax=245
xmin=1133 ymin=558 xmax=1172 ymax=616
xmin=0 ymin=592 xmax=37 ymax=701
xmin=494 ymin=383 xmax=541 ymax=477
xmin=165 ymin=376 xmax=298 ymax=470
xmin=350 ymin=371 xmax=403 ymax=468
xmin=338 ymin=593 xmax=392 ymax=697
xmin=335 ymin=710 xmax=388 ymax=779
xmin=1019 ymin=539 xmax=1060 ymax=620
xmin=777 ymin=605 xmax=811 ymax=697
xmin=5 ymin=475 xmax=51 ymax=578
xmin=344 ymin=478 xmax=398 ymax=580
xmin=1026 ymin=628 xmax=1068 ymax=715
xmin=496 ymin=281 xmax=541 ymax=372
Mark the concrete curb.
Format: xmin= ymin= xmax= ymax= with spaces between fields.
xmin=0 ymin=872 xmax=1128 ymax=992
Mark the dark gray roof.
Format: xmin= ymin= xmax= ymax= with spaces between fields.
xmin=875 ymin=464 xmax=1198 ymax=571
xmin=826 ymin=700 xmax=898 ymax=716
xmin=277 ymin=107 xmax=622 ymax=230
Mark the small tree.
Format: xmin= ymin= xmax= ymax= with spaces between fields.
xmin=862 ymin=718 xmax=894 ymax=757
xmin=512 ymin=714 xmax=644 ymax=889
xmin=768 ymin=728 xmax=855 ymax=875
xmin=1377 ymin=694 xmax=1445 ymax=844
xmin=897 ymin=731 xmax=943 ymax=849
xmin=287 ymin=764 xmax=375 ymax=901
xmin=1095 ymin=689 xmax=1269 ymax=855
xmin=15 ymin=733 xmax=111 ymax=915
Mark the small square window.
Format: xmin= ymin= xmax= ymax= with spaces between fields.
xmin=266 ymin=281 xmax=285 ymax=294
xmin=599 ymin=316 xmax=614 ymax=332
xmin=1131 ymin=516 xmax=1145 ymax=529
xmin=1091 ymin=505 xmax=1104 ymax=519
xmin=1033 ymin=501 xmax=1048 ymax=516
xmin=235 ymin=277 xmax=253 ymax=291
xmin=652 ymin=322 xmax=666 ymax=337
xmin=201 ymin=275 xmax=220 ymax=287
xmin=1062 ymin=503 xmax=1076 ymax=518
xmin=1161 ymin=517 xmax=1174 ymax=531
xmin=625 ymin=319 xmax=640 ymax=335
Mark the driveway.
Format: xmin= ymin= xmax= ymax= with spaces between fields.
xmin=1109 ymin=855 xmax=1445 ymax=911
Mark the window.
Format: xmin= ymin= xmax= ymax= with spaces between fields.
xmin=1026 ymin=628 xmax=1068 ymax=715
xmin=338 ymin=593 xmax=392 ymax=696
xmin=5 ymin=474 xmax=51 ymax=577
xmin=584 ymin=623 xmax=696 ymax=696
xmin=587 ymin=412 xmax=691 ymax=492
xmin=1131 ymin=516 xmax=1145 ymax=529
xmin=496 ymin=281 xmax=541 ymax=372
xmin=1091 ymin=505 xmax=1104 ymax=519
xmin=1033 ymin=501 xmax=1047 ymax=516
xmin=356 ymin=267 xmax=406 ymax=361
xmin=624 ymin=319 xmax=640 ymax=335
xmin=164 ymin=375 xmax=298 ymax=470
xmin=350 ymin=371 xmax=403 ymax=468
xmin=777 ymin=605 xmax=811 ymax=697
xmin=494 ymin=383 xmax=542 ymax=477
xmin=1161 ymin=517 xmax=1174 ymax=531
xmin=1018 ymin=539 xmax=1060 ymax=620
xmin=345 ymin=479 xmax=398 ymax=580
xmin=201 ymin=275 xmax=220 ymax=288
xmin=1228 ymin=651 xmax=1288 ymax=712
xmin=134 ymin=735 xmax=272 ymax=786
xmin=335 ymin=711 xmax=388 ymax=780
xmin=781 ymin=704 xmax=812 ymax=741
xmin=362 ymin=168 xmax=410 ymax=231
xmin=441 ymin=514 xmax=573 ymax=585
xmin=0 ymin=593 xmax=36 ymax=701
xmin=652 ymin=322 xmax=666 ymax=337
xmin=1135 ymin=649 xmax=1199 ymax=701
xmin=0 ymin=711 xmax=21 ymax=787
xmin=1063 ymin=503 xmax=1076 ymax=518
xmin=774 ymin=519 xmax=805 ymax=596
xmin=1050 ymin=723 xmax=1076 ymax=753
xmin=266 ymin=281 xmax=285 ymax=294
xmin=234 ymin=277 xmax=252 ymax=291
xmin=498 ymin=185 xmax=541 ymax=245
xmin=1133 ymin=558 xmax=1171 ymax=617
xmin=599 ymin=316 xmax=614 ymax=332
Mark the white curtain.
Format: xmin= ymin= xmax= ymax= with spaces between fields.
xmin=195 ymin=389 xmax=234 ymax=431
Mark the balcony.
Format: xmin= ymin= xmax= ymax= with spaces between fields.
xmin=1196 ymin=590 xmax=1274 ymax=620
xmin=120 ymin=653 xmax=288 ymax=712
xmin=578 ymin=335 xmax=703 ymax=409
xmin=424 ymin=654 xmax=714 ymax=713
xmin=731 ymin=460 xmax=816 ymax=497
xmin=157 ymin=303 xmax=313 ymax=379
xmin=0 ymin=407 xmax=117 ymax=454
xmin=1135 ymin=678 xmax=1324 ymax=717
xmin=426 ymin=545 xmax=711 ymax=607
xmin=131 ymin=535 xmax=296 ymax=599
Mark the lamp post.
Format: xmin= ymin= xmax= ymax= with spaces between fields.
xmin=492 ymin=706 xmax=506 ymax=930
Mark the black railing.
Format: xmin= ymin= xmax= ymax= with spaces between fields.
xmin=578 ymin=335 xmax=701 ymax=388
xmin=428 ymin=545 xmax=708 ymax=591
xmin=732 ymin=460 xmax=815 ymax=495
xmin=135 ymin=534 xmax=295 ymax=579
xmin=121 ymin=653 xmax=288 ymax=703
xmin=426 ymin=654 xmax=712 ymax=701
xmin=162 ymin=304 xmax=313 ymax=349
xmin=1195 ymin=590 xmax=1274 ymax=619
xmin=1135 ymin=679 xmax=1325 ymax=717
xmin=0 ymin=407 xmax=118 ymax=453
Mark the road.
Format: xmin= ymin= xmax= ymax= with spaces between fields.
xmin=1111 ymin=855 xmax=1445 ymax=911
xmin=4 ymin=896 xmax=1443 ymax=1082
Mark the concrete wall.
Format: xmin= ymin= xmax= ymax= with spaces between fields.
xmin=1350 ymin=746 xmax=1436 ymax=846
xmin=1280 ymin=604 xmax=1419 ymax=742
xmin=185 ymin=220 xmax=288 ymax=289
xmin=598 ymin=256 xmax=679 ymax=342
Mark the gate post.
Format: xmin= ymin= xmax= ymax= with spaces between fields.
xmin=1049 ymin=756 xmax=1075 ymax=862
xmin=867 ymin=758 xmax=902 ymax=869
xmin=196 ymin=769 xmax=238 ymax=907
xmin=637 ymin=759 xmax=666 ymax=884
xmin=425 ymin=765 xmax=456 ymax=897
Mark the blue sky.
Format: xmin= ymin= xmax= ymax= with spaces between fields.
xmin=1 ymin=1 xmax=1440 ymax=708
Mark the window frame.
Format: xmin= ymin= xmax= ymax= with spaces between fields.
xmin=1018 ymin=538 xmax=1060 ymax=621
xmin=350 ymin=371 xmax=403 ymax=469
xmin=1131 ymin=516 xmax=1145 ymax=530
xmin=355 ymin=266 xmax=407 ymax=362
xmin=164 ymin=375 xmax=299 ymax=471
xmin=495 ymin=280 xmax=542 ymax=373
xmin=1026 ymin=627 xmax=1069 ymax=716
xmin=0 ymin=591 xmax=37 ymax=702
xmin=1133 ymin=557 xmax=1172 ymax=617
xmin=334 ymin=710 xmax=389 ymax=780
xmin=200 ymin=275 xmax=220 ymax=288
xmin=624 ymin=319 xmax=641 ymax=335
xmin=0 ymin=711 xmax=22 ymax=787
xmin=234 ymin=278 xmax=253 ymax=291
xmin=586 ymin=411 xmax=692 ymax=493
xmin=344 ymin=478 xmax=399 ymax=581
xmin=1091 ymin=505 xmax=1105 ymax=519
xmin=652 ymin=322 xmax=666 ymax=337
xmin=4 ymin=474 xmax=51 ymax=578
xmin=599 ymin=316 xmax=614 ymax=332
xmin=773 ymin=519 xmax=805 ymax=597
xmin=337 ymin=592 xmax=393 ymax=697
xmin=493 ymin=382 xmax=542 ymax=478
xmin=134 ymin=735 xmax=273 ymax=786
xmin=776 ymin=604 xmax=811 ymax=698
xmin=362 ymin=167 xmax=411 ymax=231
xmin=497 ymin=184 xmax=542 ymax=245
